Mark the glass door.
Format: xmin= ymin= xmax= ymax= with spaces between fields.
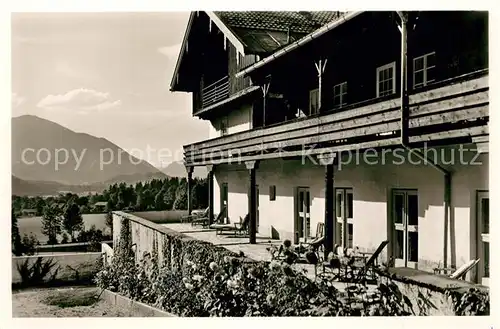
xmin=255 ymin=185 xmax=260 ymax=231
xmin=335 ymin=188 xmax=354 ymax=249
xmin=220 ymin=183 xmax=228 ymax=223
xmin=477 ymin=191 xmax=489 ymax=286
xmin=296 ymin=187 xmax=311 ymax=243
xmin=392 ymin=190 xmax=419 ymax=268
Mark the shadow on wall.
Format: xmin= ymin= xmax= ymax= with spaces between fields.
xmin=213 ymin=150 xmax=488 ymax=271
xmin=12 ymin=253 xmax=102 ymax=288
xmin=131 ymin=210 xmax=190 ymax=224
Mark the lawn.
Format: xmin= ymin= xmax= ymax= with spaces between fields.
xmin=12 ymin=286 xmax=146 ymax=317
xmin=17 ymin=214 xmax=108 ymax=244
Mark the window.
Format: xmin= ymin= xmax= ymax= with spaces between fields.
xmin=333 ymin=82 xmax=347 ymax=108
xmin=220 ymin=116 xmax=228 ymax=136
xmin=309 ymin=89 xmax=319 ymax=115
xmin=376 ymin=62 xmax=396 ymax=97
xmin=269 ymin=185 xmax=276 ymax=201
xmin=413 ymin=52 xmax=436 ymax=89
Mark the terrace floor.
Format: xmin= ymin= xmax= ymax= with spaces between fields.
xmin=162 ymin=223 xmax=368 ymax=290
xmin=162 ymin=223 xmax=283 ymax=261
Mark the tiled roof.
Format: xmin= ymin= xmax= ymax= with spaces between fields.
xmin=214 ymin=11 xmax=344 ymax=54
xmin=214 ymin=11 xmax=343 ymax=33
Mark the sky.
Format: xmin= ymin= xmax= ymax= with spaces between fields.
xmin=11 ymin=12 xmax=210 ymax=168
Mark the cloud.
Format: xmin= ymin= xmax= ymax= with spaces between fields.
xmin=12 ymin=93 xmax=26 ymax=108
xmin=37 ymin=88 xmax=121 ymax=112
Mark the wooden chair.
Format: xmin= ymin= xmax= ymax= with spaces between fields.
xmin=210 ymin=214 xmax=249 ymax=236
xmin=181 ymin=207 xmax=208 ymax=223
xmin=354 ymin=240 xmax=389 ymax=283
xmin=192 ymin=207 xmax=225 ymax=228
xmin=297 ymin=222 xmax=325 ymax=258
xmin=434 ymin=259 xmax=480 ymax=280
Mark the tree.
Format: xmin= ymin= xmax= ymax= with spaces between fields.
xmin=21 ymin=233 xmax=38 ymax=255
xmin=61 ymin=233 xmax=70 ymax=244
xmin=164 ymin=184 xmax=177 ymax=210
xmin=154 ymin=188 xmax=166 ymax=210
xmin=42 ymin=205 xmax=62 ymax=245
xmin=62 ymin=201 xmax=84 ymax=241
xmin=11 ymin=209 xmax=23 ymax=256
xmin=105 ymin=212 xmax=113 ymax=234
xmin=173 ymin=181 xmax=188 ymax=210
xmin=34 ymin=197 xmax=45 ymax=216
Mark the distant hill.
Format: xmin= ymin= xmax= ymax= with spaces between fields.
xmin=12 ymin=175 xmax=86 ymax=196
xmin=12 ymin=115 xmax=166 ymax=185
xmin=160 ymin=161 xmax=207 ymax=178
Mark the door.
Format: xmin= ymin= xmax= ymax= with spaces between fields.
xmin=477 ymin=191 xmax=489 ymax=286
xmin=255 ymin=185 xmax=260 ymax=231
xmin=335 ymin=188 xmax=354 ymax=249
xmin=295 ymin=187 xmax=311 ymax=243
xmin=220 ymin=183 xmax=228 ymax=224
xmin=392 ymin=190 xmax=419 ymax=268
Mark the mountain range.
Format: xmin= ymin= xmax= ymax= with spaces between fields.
xmin=11 ymin=115 xmax=204 ymax=196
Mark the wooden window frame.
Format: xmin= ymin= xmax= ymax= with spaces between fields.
xmin=376 ymin=61 xmax=396 ymax=97
xmin=333 ymin=81 xmax=347 ymax=109
xmin=309 ymin=88 xmax=319 ymax=116
xmin=413 ymin=52 xmax=436 ymax=89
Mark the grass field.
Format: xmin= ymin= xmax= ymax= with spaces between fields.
xmin=12 ymin=287 xmax=145 ymax=317
xmin=17 ymin=214 xmax=108 ymax=244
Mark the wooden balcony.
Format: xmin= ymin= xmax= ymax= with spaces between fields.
xmin=201 ymin=76 xmax=229 ymax=108
xmin=184 ymin=70 xmax=488 ymax=166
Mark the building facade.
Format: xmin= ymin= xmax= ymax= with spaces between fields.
xmin=171 ymin=11 xmax=489 ymax=285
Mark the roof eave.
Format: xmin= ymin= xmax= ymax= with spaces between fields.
xmin=169 ymin=11 xmax=197 ymax=92
xmin=170 ymin=11 xmax=248 ymax=92
xmin=235 ymin=11 xmax=365 ymax=79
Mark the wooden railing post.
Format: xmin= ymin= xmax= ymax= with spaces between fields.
xmin=245 ymin=160 xmax=259 ymax=244
xmin=207 ymin=165 xmax=215 ymax=225
xmin=186 ymin=166 xmax=194 ymax=216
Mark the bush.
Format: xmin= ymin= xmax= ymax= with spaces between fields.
xmin=21 ymin=234 xmax=39 ymax=255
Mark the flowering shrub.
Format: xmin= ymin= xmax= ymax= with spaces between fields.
xmin=95 ymin=217 xmax=490 ymax=316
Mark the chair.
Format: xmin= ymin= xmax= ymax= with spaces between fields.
xmin=181 ymin=207 xmax=208 ymax=223
xmin=192 ymin=207 xmax=225 ymax=228
xmin=354 ymin=240 xmax=389 ymax=283
xmin=210 ymin=214 xmax=249 ymax=236
xmin=434 ymin=259 xmax=480 ymax=280
xmin=297 ymin=222 xmax=325 ymax=258
xmin=320 ymin=244 xmax=346 ymax=280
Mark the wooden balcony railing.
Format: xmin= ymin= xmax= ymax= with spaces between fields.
xmin=202 ymin=76 xmax=229 ymax=108
xmin=184 ymin=70 xmax=489 ymax=166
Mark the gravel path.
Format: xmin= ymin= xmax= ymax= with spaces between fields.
xmin=12 ymin=286 xmax=144 ymax=317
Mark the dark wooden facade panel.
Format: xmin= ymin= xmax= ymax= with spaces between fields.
xmin=184 ymin=73 xmax=488 ymax=165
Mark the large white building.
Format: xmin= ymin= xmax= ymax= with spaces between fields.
xmin=171 ymin=11 xmax=489 ymax=285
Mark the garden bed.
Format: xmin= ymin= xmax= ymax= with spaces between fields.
xmin=12 ymin=287 xmax=150 ymax=317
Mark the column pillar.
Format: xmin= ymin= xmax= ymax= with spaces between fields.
xmin=245 ymin=160 xmax=259 ymax=244
xmin=206 ymin=165 xmax=214 ymax=225
xmin=320 ymin=153 xmax=336 ymax=259
xmin=186 ymin=166 xmax=194 ymax=215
